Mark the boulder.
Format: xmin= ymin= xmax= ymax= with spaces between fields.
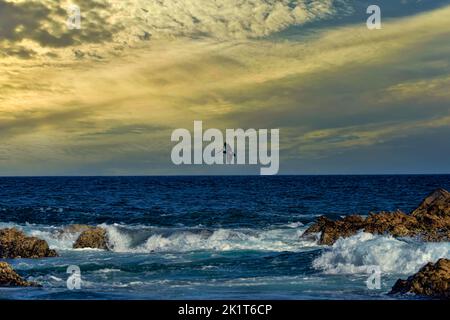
xmin=73 ymin=227 xmax=108 ymax=250
xmin=363 ymin=210 xmax=420 ymax=237
xmin=412 ymin=188 xmax=450 ymax=218
xmin=0 ymin=262 xmax=37 ymax=287
xmin=412 ymin=189 xmax=450 ymax=241
xmin=0 ymin=228 xmax=58 ymax=258
xmin=390 ymin=258 xmax=450 ymax=299
xmin=302 ymin=188 xmax=450 ymax=245
xmin=303 ymin=215 xmax=365 ymax=245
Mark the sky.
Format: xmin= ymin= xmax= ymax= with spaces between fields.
xmin=0 ymin=0 xmax=449 ymax=176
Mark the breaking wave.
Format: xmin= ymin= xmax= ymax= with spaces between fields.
xmin=313 ymin=232 xmax=450 ymax=275
xmin=103 ymin=224 xmax=316 ymax=253
xmin=0 ymin=221 xmax=317 ymax=253
xmin=3 ymin=221 xmax=449 ymax=276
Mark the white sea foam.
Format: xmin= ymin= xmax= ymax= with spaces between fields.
xmin=94 ymin=268 xmax=122 ymax=273
xmin=313 ymin=232 xmax=450 ymax=275
xmin=0 ymin=222 xmax=78 ymax=250
xmin=5 ymin=221 xmax=449 ymax=274
xmin=103 ymin=224 xmax=315 ymax=253
xmin=0 ymin=221 xmax=316 ymax=253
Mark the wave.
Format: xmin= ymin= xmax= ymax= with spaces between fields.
xmin=104 ymin=224 xmax=316 ymax=253
xmin=0 ymin=221 xmax=316 ymax=253
xmin=3 ymin=221 xmax=449 ymax=274
xmin=0 ymin=221 xmax=78 ymax=250
xmin=313 ymin=232 xmax=450 ymax=275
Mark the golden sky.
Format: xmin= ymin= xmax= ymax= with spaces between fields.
xmin=1 ymin=0 xmax=450 ymax=175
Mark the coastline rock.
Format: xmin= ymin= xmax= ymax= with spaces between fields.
xmin=302 ymin=215 xmax=365 ymax=245
xmin=73 ymin=227 xmax=108 ymax=250
xmin=412 ymin=188 xmax=450 ymax=218
xmin=389 ymin=258 xmax=450 ymax=299
xmin=302 ymin=188 xmax=450 ymax=245
xmin=412 ymin=188 xmax=450 ymax=241
xmin=0 ymin=228 xmax=58 ymax=258
xmin=363 ymin=210 xmax=420 ymax=237
xmin=0 ymin=262 xmax=37 ymax=287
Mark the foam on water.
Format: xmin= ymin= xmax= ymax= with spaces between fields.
xmin=0 ymin=221 xmax=317 ymax=253
xmin=104 ymin=224 xmax=316 ymax=253
xmin=0 ymin=222 xmax=78 ymax=250
xmin=4 ymin=221 xmax=450 ymax=285
xmin=313 ymin=232 xmax=450 ymax=275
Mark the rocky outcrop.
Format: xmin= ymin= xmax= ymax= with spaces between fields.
xmin=412 ymin=188 xmax=450 ymax=218
xmin=0 ymin=262 xmax=37 ymax=287
xmin=302 ymin=188 xmax=450 ymax=245
xmin=73 ymin=227 xmax=108 ymax=250
xmin=0 ymin=228 xmax=58 ymax=258
xmin=411 ymin=188 xmax=450 ymax=241
xmin=302 ymin=215 xmax=365 ymax=245
xmin=364 ymin=210 xmax=420 ymax=237
xmin=390 ymin=258 xmax=450 ymax=299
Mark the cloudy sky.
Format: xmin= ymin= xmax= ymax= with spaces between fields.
xmin=1 ymin=0 xmax=449 ymax=175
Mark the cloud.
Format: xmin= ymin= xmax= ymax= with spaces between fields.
xmin=0 ymin=0 xmax=121 ymax=59
xmin=1 ymin=2 xmax=450 ymax=174
xmin=0 ymin=0 xmax=353 ymax=59
xmin=120 ymin=0 xmax=352 ymax=39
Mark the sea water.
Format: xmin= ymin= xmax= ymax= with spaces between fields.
xmin=0 ymin=175 xmax=449 ymax=300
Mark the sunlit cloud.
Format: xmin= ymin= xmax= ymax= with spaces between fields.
xmin=0 ymin=1 xmax=450 ymax=175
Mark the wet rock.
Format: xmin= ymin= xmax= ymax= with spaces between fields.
xmin=412 ymin=188 xmax=450 ymax=218
xmin=302 ymin=188 xmax=450 ymax=245
xmin=73 ymin=227 xmax=108 ymax=250
xmin=0 ymin=228 xmax=58 ymax=258
xmin=363 ymin=210 xmax=420 ymax=237
xmin=390 ymin=258 xmax=450 ymax=299
xmin=303 ymin=215 xmax=365 ymax=245
xmin=0 ymin=262 xmax=38 ymax=287
xmin=412 ymin=189 xmax=450 ymax=241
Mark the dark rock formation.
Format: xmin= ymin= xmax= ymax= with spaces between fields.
xmin=411 ymin=188 xmax=450 ymax=241
xmin=364 ymin=210 xmax=420 ymax=237
xmin=302 ymin=215 xmax=365 ymax=245
xmin=0 ymin=228 xmax=58 ymax=258
xmin=73 ymin=227 xmax=108 ymax=250
xmin=412 ymin=188 xmax=450 ymax=218
xmin=0 ymin=262 xmax=37 ymax=287
xmin=302 ymin=188 xmax=450 ymax=245
xmin=390 ymin=258 xmax=450 ymax=299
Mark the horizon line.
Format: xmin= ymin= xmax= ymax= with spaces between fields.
xmin=0 ymin=173 xmax=449 ymax=178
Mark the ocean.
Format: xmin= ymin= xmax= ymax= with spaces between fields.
xmin=0 ymin=175 xmax=449 ymax=300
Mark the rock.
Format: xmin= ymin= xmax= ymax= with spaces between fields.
xmin=73 ymin=227 xmax=108 ymax=250
xmin=0 ymin=228 xmax=58 ymax=259
xmin=412 ymin=188 xmax=450 ymax=218
xmin=411 ymin=189 xmax=450 ymax=241
xmin=390 ymin=258 xmax=450 ymax=299
xmin=303 ymin=215 xmax=365 ymax=245
xmin=302 ymin=188 xmax=450 ymax=245
xmin=363 ymin=210 xmax=420 ymax=237
xmin=0 ymin=262 xmax=37 ymax=287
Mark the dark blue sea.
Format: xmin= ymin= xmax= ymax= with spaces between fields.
xmin=0 ymin=175 xmax=449 ymax=300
